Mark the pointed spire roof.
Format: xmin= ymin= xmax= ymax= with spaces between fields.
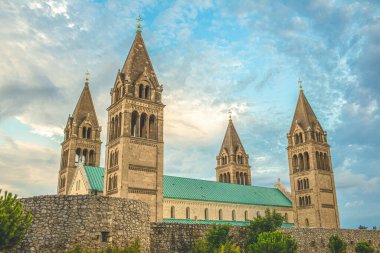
xmin=72 ymin=75 xmax=99 ymax=127
xmin=289 ymin=83 xmax=322 ymax=134
xmin=219 ymin=117 xmax=246 ymax=155
xmin=120 ymin=30 xmax=159 ymax=88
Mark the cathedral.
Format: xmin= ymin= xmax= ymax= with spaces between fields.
xmin=57 ymin=25 xmax=340 ymax=228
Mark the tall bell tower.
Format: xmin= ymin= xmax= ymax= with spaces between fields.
xmin=103 ymin=23 xmax=164 ymax=222
xmin=58 ymin=73 xmax=102 ymax=195
xmin=287 ymin=81 xmax=339 ymax=228
xmin=216 ymin=115 xmax=251 ymax=185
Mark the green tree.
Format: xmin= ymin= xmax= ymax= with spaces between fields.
xmin=205 ymin=225 xmax=232 ymax=250
xmin=355 ymin=241 xmax=375 ymax=253
xmin=0 ymin=189 xmax=32 ymax=250
xmin=190 ymin=225 xmax=241 ymax=253
xmin=245 ymin=208 xmax=284 ymax=246
xmin=328 ymin=235 xmax=347 ymax=253
xmin=247 ymin=231 xmax=297 ymax=253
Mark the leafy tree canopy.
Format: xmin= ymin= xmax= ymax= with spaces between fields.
xmin=0 ymin=190 xmax=32 ymax=250
xmin=247 ymin=230 xmax=297 ymax=253
xmin=328 ymin=235 xmax=347 ymax=253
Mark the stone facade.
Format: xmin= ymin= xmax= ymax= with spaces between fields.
xmin=215 ymin=118 xmax=251 ymax=185
xmin=58 ymin=75 xmax=102 ymax=195
xmin=287 ymin=84 xmax=340 ymax=228
xmin=163 ymin=198 xmax=294 ymax=223
xmin=150 ymin=223 xmax=380 ymax=253
xmin=103 ymin=30 xmax=164 ymax=223
xmin=11 ymin=195 xmax=150 ymax=253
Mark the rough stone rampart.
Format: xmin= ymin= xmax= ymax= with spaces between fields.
xmin=10 ymin=195 xmax=150 ymax=253
xmin=150 ymin=223 xmax=380 ymax=253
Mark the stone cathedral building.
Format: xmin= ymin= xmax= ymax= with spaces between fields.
xmin=57 ymin=27 xmax=340 ymax=228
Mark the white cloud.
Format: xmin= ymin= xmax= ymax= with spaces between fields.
xmin=345 ymin=200 xmax=364 ymax=208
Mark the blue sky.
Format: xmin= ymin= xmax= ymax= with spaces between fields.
xmin=0 ymin=0 xmax=379 ymax=229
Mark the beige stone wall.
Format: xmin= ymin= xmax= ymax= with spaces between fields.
xmin=163 ymin=198 xmax=294 ymax=223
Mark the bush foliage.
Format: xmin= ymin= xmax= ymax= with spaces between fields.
xmin=328 ymin=235 xmax=347 ymax=253
xmin=0 ymin=189 xmax=32 ymax=250
xmin=355 ymin=241 xmax=375 ymax=253
xmin=244 ymin=208 xmax=284 ymax=246
xmin=247 ymin=230 xmax=297 ymax=253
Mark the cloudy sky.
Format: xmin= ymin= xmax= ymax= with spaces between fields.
xmin=0 ymin=0 xmax=379 ymax=228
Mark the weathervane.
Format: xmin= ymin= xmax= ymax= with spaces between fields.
xmin=136 ymin=15 xmax=143 ymax=31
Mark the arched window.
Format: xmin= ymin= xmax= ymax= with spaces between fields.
xmin=244 ymin=173 xmax=248 ymax=185
xmin=299 ymin=197 xmax=302 ymax=206
xmin=218 ymin=209 xmax=223 ymax=220
xmin=89 ymin=150 xmax=95 ymax=166
xmin=108 ymin=175 xmax=112 ymax=190
xmin=114 ymin=115 xmax=119 ymax=139
xmin=256 ymin=211 xmax=261 ymax=218
xmin=306 ymin=178 xmax=309 ymax=189
xmin=304 ymin=152 xmax=310 ymax=170
xmin=115 ymin=150 xmax=118 ymax=165
xmin=324 ymin=153 xmax=329 ymax=170
xmin=145 ymin=86 xmax=150 ymax=100
xmin=82 ymin=149 xmax=88 ymax=165
xmin=305 ymin=218 xmax=309 ymax=227
xmin=118 ymin=113 xmax=122 ymax=137
xmin=232 ymin=210 xmax=236 ymax=221
xmin=299 ymin=133 xmax=303 ymax=143
xmin=140 ymin=113 xmax=147 ymax=138
xmin=110 ymin=117 xmax=114 ymax=140
xmin=223 ymin=173 xmax=227 ymax=183
xmin=316 ymin=151 xmax=320 ymax=169
xmin=82 ymin=127 xmax=86 ymax=138
xmin=186 ymin=207 xmax=190 ymax=219
xmin=87 ymin=127 xmax=91 ymax=139
xmin=139 ymin=84 xmax=144 ymax=98
xmin=298 ymin=153 xmax=304 ymax=171
xmin=113 ymin=174 xmax=117 ymax=189
xmin=240 ymin=172 xmax=244 ymax=185
xmin=284 ymin=213 xmax=288 ymax=222
xmin=245 ymin=211 xmax=248 ymax=221
xmin=204 ymin=208 xmax=209 ymax=220
xmin=292 ymin=155 xmax=298 ymax=172
xmin=75 ymin=148 xmax=81 ymax=166
xmin=149 ymin=115 xmax=156 ymax=139
xmin=227 ymin=172 xmax=231 ymax=183
xmin=219 ymin=174 xmax=223 ymax=182
xmin=236 ymin=172 xmax=240 ymax=184
xmin=131 ymin=111 xmax=139 ymax=137
xmin=295 ymin=134 xmax=299 ymax=144
xmin=171 ymin=206 xmax=175 ymax=218
xmin=303 ymin=179 xmax=307 ymax=189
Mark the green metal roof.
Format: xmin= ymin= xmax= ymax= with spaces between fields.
xmin=163 ymin=218 xmax=294 ymax=228
xmin=83 ymin=166 xmax=104 ymax=192
xmin=163 ymin=175 xmax=292 ymax=207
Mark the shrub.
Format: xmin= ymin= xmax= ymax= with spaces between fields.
xmin=205 ymin=225 xmax=232 ymax=250
xmin=245 ymin=208 xmax=284 ymax=246
xmin=328 ymin=235 xmax=347 ymax=253
xmin=0 ymin=190 xmax=32 ymax=250
xmin=247 ymin=230 xmax=297 ymax=253
xmin=355 ymin=241 xmax=375 ymax=253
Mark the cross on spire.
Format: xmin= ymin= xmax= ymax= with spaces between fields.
xmin=85 ymin=70 xmax=90 ymax=86
xmin=298 ymin=79 xmax=303 ymax=91
xmin=228 ymin=110 xmax=232 ymax=121
xmin=136 ymin=15 xmax=143 ymax=31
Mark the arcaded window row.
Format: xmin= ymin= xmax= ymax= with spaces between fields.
xmin=131 ymin=111 xmax=157 ymax=139
xmin=74 ymin=148 xmax=96 ymax=166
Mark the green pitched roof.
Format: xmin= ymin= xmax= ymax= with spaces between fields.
xmin=163 ymin=218 xmax=294 ymax=228
xmin=83 ymin=166 xmax=104 ymax=192
xmin=163 ymin=176 xmax=292 ymax=207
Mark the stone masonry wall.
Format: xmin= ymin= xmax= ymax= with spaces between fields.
xmin=150 ymin=223 xmax=380 ymax=253
xmin=10 ymin=195 xmax=150 ymax=253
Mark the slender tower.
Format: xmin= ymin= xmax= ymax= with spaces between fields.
xmin=215 ymin=114 xmax=251 ymax=185
xmin=103 ymin=19 xmax=164 ymax=222
xmin=287 ymin=81 xmax=339 ymax=228
xmin=58 ymin=73 xmax=102 ymax=195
